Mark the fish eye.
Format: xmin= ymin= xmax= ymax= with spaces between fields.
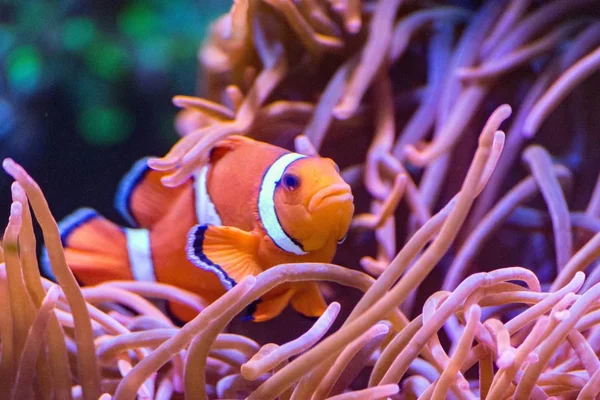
xmin=282 ymin=173 xmax=300 ymax=190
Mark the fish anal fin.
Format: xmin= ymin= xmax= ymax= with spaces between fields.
xmin=187 ymin=224 xmax=262 ymax=290
xmin=291 ymin=283 xmax=328 ymax=318
xmin=250 ymin=289 xmax=296 ymax=322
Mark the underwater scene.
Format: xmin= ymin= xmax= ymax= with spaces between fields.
xmin=1 ymin=0 xmax=600 ymax=398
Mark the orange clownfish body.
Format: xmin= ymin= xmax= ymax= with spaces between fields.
xmin=56 ymin=136 xmax=354 ymax=322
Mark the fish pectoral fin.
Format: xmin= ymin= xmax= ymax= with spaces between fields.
xmin=291 ymin=283 xmax=328 ymax=318
xmin=250 ymin=289 xmax=296 ymax=322
xmin=187 ymin=224 xmax=263 ymax=290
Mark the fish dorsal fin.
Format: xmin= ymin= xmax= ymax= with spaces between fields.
xmin=209 ymin=135 xmax=256 ymax=164
xmin=291 ymin=283 xmax=328 ymax=318
xmin=114 ymin=158 xmax=189 ymax=228
xmin=187 ymin=224 xmax=262 ymax=290
xmin=249 ymin=289 xmax=296 ymax=322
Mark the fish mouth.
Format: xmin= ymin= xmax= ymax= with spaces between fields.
xmin=308 ymin=183 xmax=353 ymax=212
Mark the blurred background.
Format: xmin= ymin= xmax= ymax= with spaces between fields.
xmin=0 ymin=0 xmax=231 ymax=228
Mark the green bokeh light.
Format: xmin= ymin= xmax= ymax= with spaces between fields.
xmin=78 ymin=106 xmax=133 ymax=146
xmin=16 ymin=1 xmax=53 ymax=34
xmin=118 ymin=2 xmax=158 ymax=40
xmin=85 ymin=40 xmax=131 ymax=81
xmin=170 ymin=39 xmax=200 ymax=60
xmin=138 ymin=36 xmax=172 ymax=71
xmin=4 ymin=0 xmax=234 ymax=147
xmin=7 ymin=46 xmax=43 ymax=94
xmin=62 ymin=18 xmax=97 ymax=52
xmin=0 ymin=28 xmax=15 ymax=57
xmin=72 ymin=74 xmax=113 ymax=108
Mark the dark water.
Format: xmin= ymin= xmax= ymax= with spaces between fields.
xmin=0 ymin=0 xmax=230 ymax=236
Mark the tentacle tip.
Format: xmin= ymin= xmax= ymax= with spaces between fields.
xmin=10 ymin=201 xmax=23 ymax=217
xmin=493 ymin=130 xmax=506 ymax=144
xmin=346 ymin=18 xmax=361 ymax=34
xmin=46 ymin=284 xmax=63 ymax=302
xmin=403 ymin=145 xmax=427 ymax=167
xmin=294 ymin=134 xmax=318 ymax=156
xmin=160 ymin=176 xmax=180 ymax=188
xmin=468 ymin=304 xmax=482 ymax=318
xmin=386 ymin=384 xmax=400 ymax=394
xmin=158 ymin=166 xmax=193 ymax=187
xmin=455 ymin=67 xmax=473 ymax=81
xmin=2 ymin=157 xmax=14 ymax=166
xmin=172 ymin=96 xmax=185 ymax=107
xmin=360 ymin=256 xmax=385 ymax=276
xmin=498 ymin=104 xmax=512 ymax=118
xmin=526 ymin=352 xmax=539 ymax=364
xmin=375 ymin=323 xmax=390 ymax=335
xmin=553 ymin=310 xmax=570 ymax=320
xmin=2 ymin=158 xmax=18 ymax=177
xmin=496 ymin=360 xmax=513 ymax=369
xmin=497 ymin=349 xmax=515 ymax=369
xmin=172 ymin=374 xmax=184 ymax=393
xmin=146 ymin=158 xmax=161 ymax=168
xmin=393 ymin=173 xmax=408 ymax=187
xmin=10 ymin=181 xmax=25 ymax=199
xmin=240 ymin=366 xmax=257 ymax=382
xmin=521 ymin=124 xmax=537 ymax=139
xmin=147 ymin=158 xmax=178 ymax=171
xmin=352 ymin=214 xmax=377 ymax=230
xmin=139 ymin=384 xmax=152 ymax=399
xmin=564 ymin=292 xmax=577 ymax=301
xmin=332 ymin=2 xmax=344 ymax=12
xmin=522 ymin=145 xmax=543 ymax=161
xmin=333 ymin=103 xmax=355 ymax=120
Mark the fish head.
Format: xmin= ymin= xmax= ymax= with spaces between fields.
xmin=274 ymin=157 xmax=354 ymax=252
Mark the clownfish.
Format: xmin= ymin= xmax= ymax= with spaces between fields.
xmin=55 ymin=136 xmax=354 ymax=322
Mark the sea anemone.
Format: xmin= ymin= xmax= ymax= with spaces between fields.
xmin=1 ymin=0 xmax=600 ymax=399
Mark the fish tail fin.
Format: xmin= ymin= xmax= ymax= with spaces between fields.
xmin=114 ymin=158 xmax=189 ymax=229
xmin=47 ymin=208 xmax=134 ymax=285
